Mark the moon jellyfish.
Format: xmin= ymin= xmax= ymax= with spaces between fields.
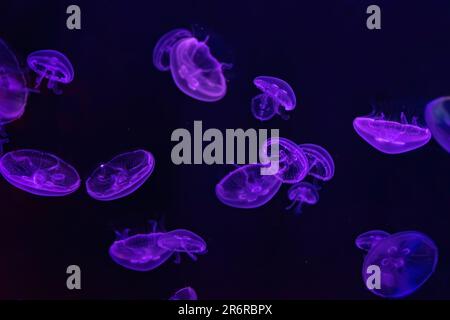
xmin=109 ymin=229 xmax=173 ymax=272
xmin=286 ymin=182 xmax=319 ymax=214
xmin=153 ymin=28 xmax=193 ymax=71
xmin=356 ymin=230 xmax=438 ymax=298
xmin=260 ymin=137 xmax=309 ymax=184
xmin=215 ymin=163 xmax=282 ymax=209
xmin=0 ymin=38 xmax=28 ymax=126
xmin=0 ymin=149 xmax=80 ymax=196
xmin=299 ymin=144 xmax=335 ymax=181
xmin=169 ymin=287 xmax=198 ymax=300
xmin=353 ymin=112 xmax=431 ymax=154
xmin=158 ymin=229 xmax=207 ymax=261
xmin=251 ymin=76 xmax=296 ymax=121
xmin=355 ymin=230 xmax=390 ymax=251
xmin=86 ymin=149 xmax=155 ymax=201
xmin=27 ymin=50 xmax=74 ymax=94
xmin=424 ymin=96 xmax=450 ymax=153
xmin=169 ymin=36 xmax=227 ymax=102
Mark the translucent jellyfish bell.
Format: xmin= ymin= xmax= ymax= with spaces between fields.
xmin=215 ymin=163 xmax=282 ymax=209
xmin=157 ymin=229 xmax=207 ymax=262
xmin=27 ymin=50 xmax=74 ymax=94
xmin=169 ymin=287 xmax=198 ymax=301
xmin=424 ymin=96 xmax=450 ymax=153
xmin=170 ymin=36 xmax=227 ymax=102
xmin=353 ymin=112 xmax=431 ymax=154
xmin=260 ymin=137 xmax=309 ymax=184
xmin=286 ymin=182 xmax=319 ymax=214
xmin=355 ymin=230 xmax=390 ymax=251
xmin=0 ymin=149 xmax=80 ymax=196
xmin=251 ymin=76 xmax=296 ymax=121
xmin=153 ymin=28 xmax=193 ymax=71
xmin=357 ymin=231 xmax=438 ymax=298
xmin=299 ymin=144 xmax=335 ymax=181
xmin=86 ymin=150 xmax=155 ymax=201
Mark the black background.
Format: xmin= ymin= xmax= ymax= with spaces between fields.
xmin=0 ymin=0 xmax=448 ymax=299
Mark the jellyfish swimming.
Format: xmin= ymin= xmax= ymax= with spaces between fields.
xmin=260 ymin=137 xmax=309 ymax=184
xmin=153 ymin=28 xmax=193 ymax=71
xmin=86 ymin=149 xmax=155 ymax=201
xmin=157 ymin=229 xmax=207 ymax=261
xmin=299 ymin=144 xmax=335 ymax=181
xmin=27 ymin=50 xmax=74 ymax=94
xmin=0 ymin=149 xmax=80 ymax=196
xmin=169 ymin=287 xmax=198 ymax=300
xmin=251 ymin=76 xmax=296 ymax=121
xmin=356 ymin=230 xmax=438 ymax=298
xmin=215 ymin=163 xmax=282 ymax=209
xmin=424 ymin=96 xmax=450 ymax=153
xmin=286 ymin=182 xmax=319 ymax=214
xmin=353 ymin=112 xmax=431 ymax=154
xmin=355 ymin=230 xmax=391 ymax=251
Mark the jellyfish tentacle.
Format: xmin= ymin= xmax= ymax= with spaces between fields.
xmin=34 ymin=72 xmax=45 ymax=88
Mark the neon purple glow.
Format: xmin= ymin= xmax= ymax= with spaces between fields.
xmin=251 ymin=76 xmax=296 ymax=121
xmin=86 ymin=149 xmax=155 ymax=201
xmin=157 ymin=229 xmax=207 ymax=260
xmin=215 ymin=163 xmax=282 ymax=209
xmin=299 ymin=144 xmax=335 ymax=181
xmin=0 ymin=149 xmax=80 ymax=196
xmin=357 ymin=231 xmax=438 ymax=298
xmin=355 ymin=230 xmax=390 ymax=251
xmin=170 ymin=37 xmax=227 ymax=102
xmin=353 ymin=113 xmax=431 ymax=154
xmin=261 ymin=137 xmax=309 ymax=184
xmin=0 ymin=38 xmax=28 ymax=124
xmin=424 ymin=96 xmax=450 ymax=153
xmin=153 ymin=28 xmax=193 ymax=71
xmin=27 ymin=50 xmax=74 ymax=94
xmin=286 ymin=182 xmax=319 ymax=214
xmin=169 ymin=287 xmax=198 ymax=300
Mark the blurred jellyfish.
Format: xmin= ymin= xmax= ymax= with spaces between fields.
xmin=286 ymin=182 xmax=319 ymax=214
xmin=260 ymin=137 xmax=309 ymax=184
xmin=251 ymin=76 xmax=296 ymax=121
xmin=27 ymin=50 xmax=74 ymax=94
xmin=86 ymin=150 xmax=155 ymax=201
xmin=153 ymin=28 xmax=193 ymax=71
xmin=424 ymin=96 xmax=450 ymax=153
xmin=356 ymin=230 xmax=438 ymax=298
xmin=0 ymin=149 xmax=80 ymax=196
xmin=169 ymin=287 xmax=198 ymax=300
xmin=353 ymin=112 xmax=431 ymax=154
xmin=299 ymin=144 xmax=335 ymax=181
xmin=216 ymin=163 xmax=282 ymax=209
xmin=158 ymin=229 xmax=207 ymax=261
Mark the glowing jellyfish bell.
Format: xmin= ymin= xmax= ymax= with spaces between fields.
xmin=215 ymin=163 xmax=282 ymax=209
xmin=353 ymin=112 xmax=431 ymax=154
xmin=299 ymin=143 xmax=335 ymax=181
xmin=153 ymin=28 xmax=193 ymax=71
xmin=424 ymin=96 xmax=450 ymax=153
xmin=0 ymin=149 xmax=80 ymax=196
xmin=286 ymin=182 xmax=319 ymax=214
xmin=169 ymin=287 xmax=198 ymax=301
xmin=86 ymin=149 xmax=155 ymax=201
xmin=251 ymin=76 xmax=296 ymax=121
xmin=157 ymin=229 xmax=207 ymax=261
xmin=356 ymin=230 xmax=438 ymax=298
xmin=27 ymin=49 xmax=74 ymax=94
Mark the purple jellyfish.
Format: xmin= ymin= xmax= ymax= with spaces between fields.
xmin=424 ymin=96 xmax=450 ymax=153
xmin=169 ymin=36 xmax=227 ymax=102
xmin=0 ymin=149 xmax=80 ymax=196
xmin=355 ymin=230 xmax=390 ymax=251
xmin=0 ymin=38 xmax=28 ymax=125
xmin=157 ymin=229 xmax=207 ymax=261
xmin=251 ymin=76 xmax=296 ymax=121
xmin=299 ymin=144 xmax=335 ymax=181
xmin=27 ymin=50 xmax=74 ymax=94
xmin=286 ymin=182 xmax=319 ymax=214
xmin=153 ymin=28 xmax=193 ymax=71
xmin=260 ymin=137 xmax=309 ymax=184
xmin=356 ymin=230 xmax=438 ymax=298
xmin=109 ymin=228 xmax=173 ymax=272
xmin=169 ymin=287 xmax=198 ymax=301
xmin=86 ymin=150 xmax=155 ymax=201
xmin=215 ymin=163 xmax=282 ymax=209
xmin=353 ymin=112 xmax=431 ymax=154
